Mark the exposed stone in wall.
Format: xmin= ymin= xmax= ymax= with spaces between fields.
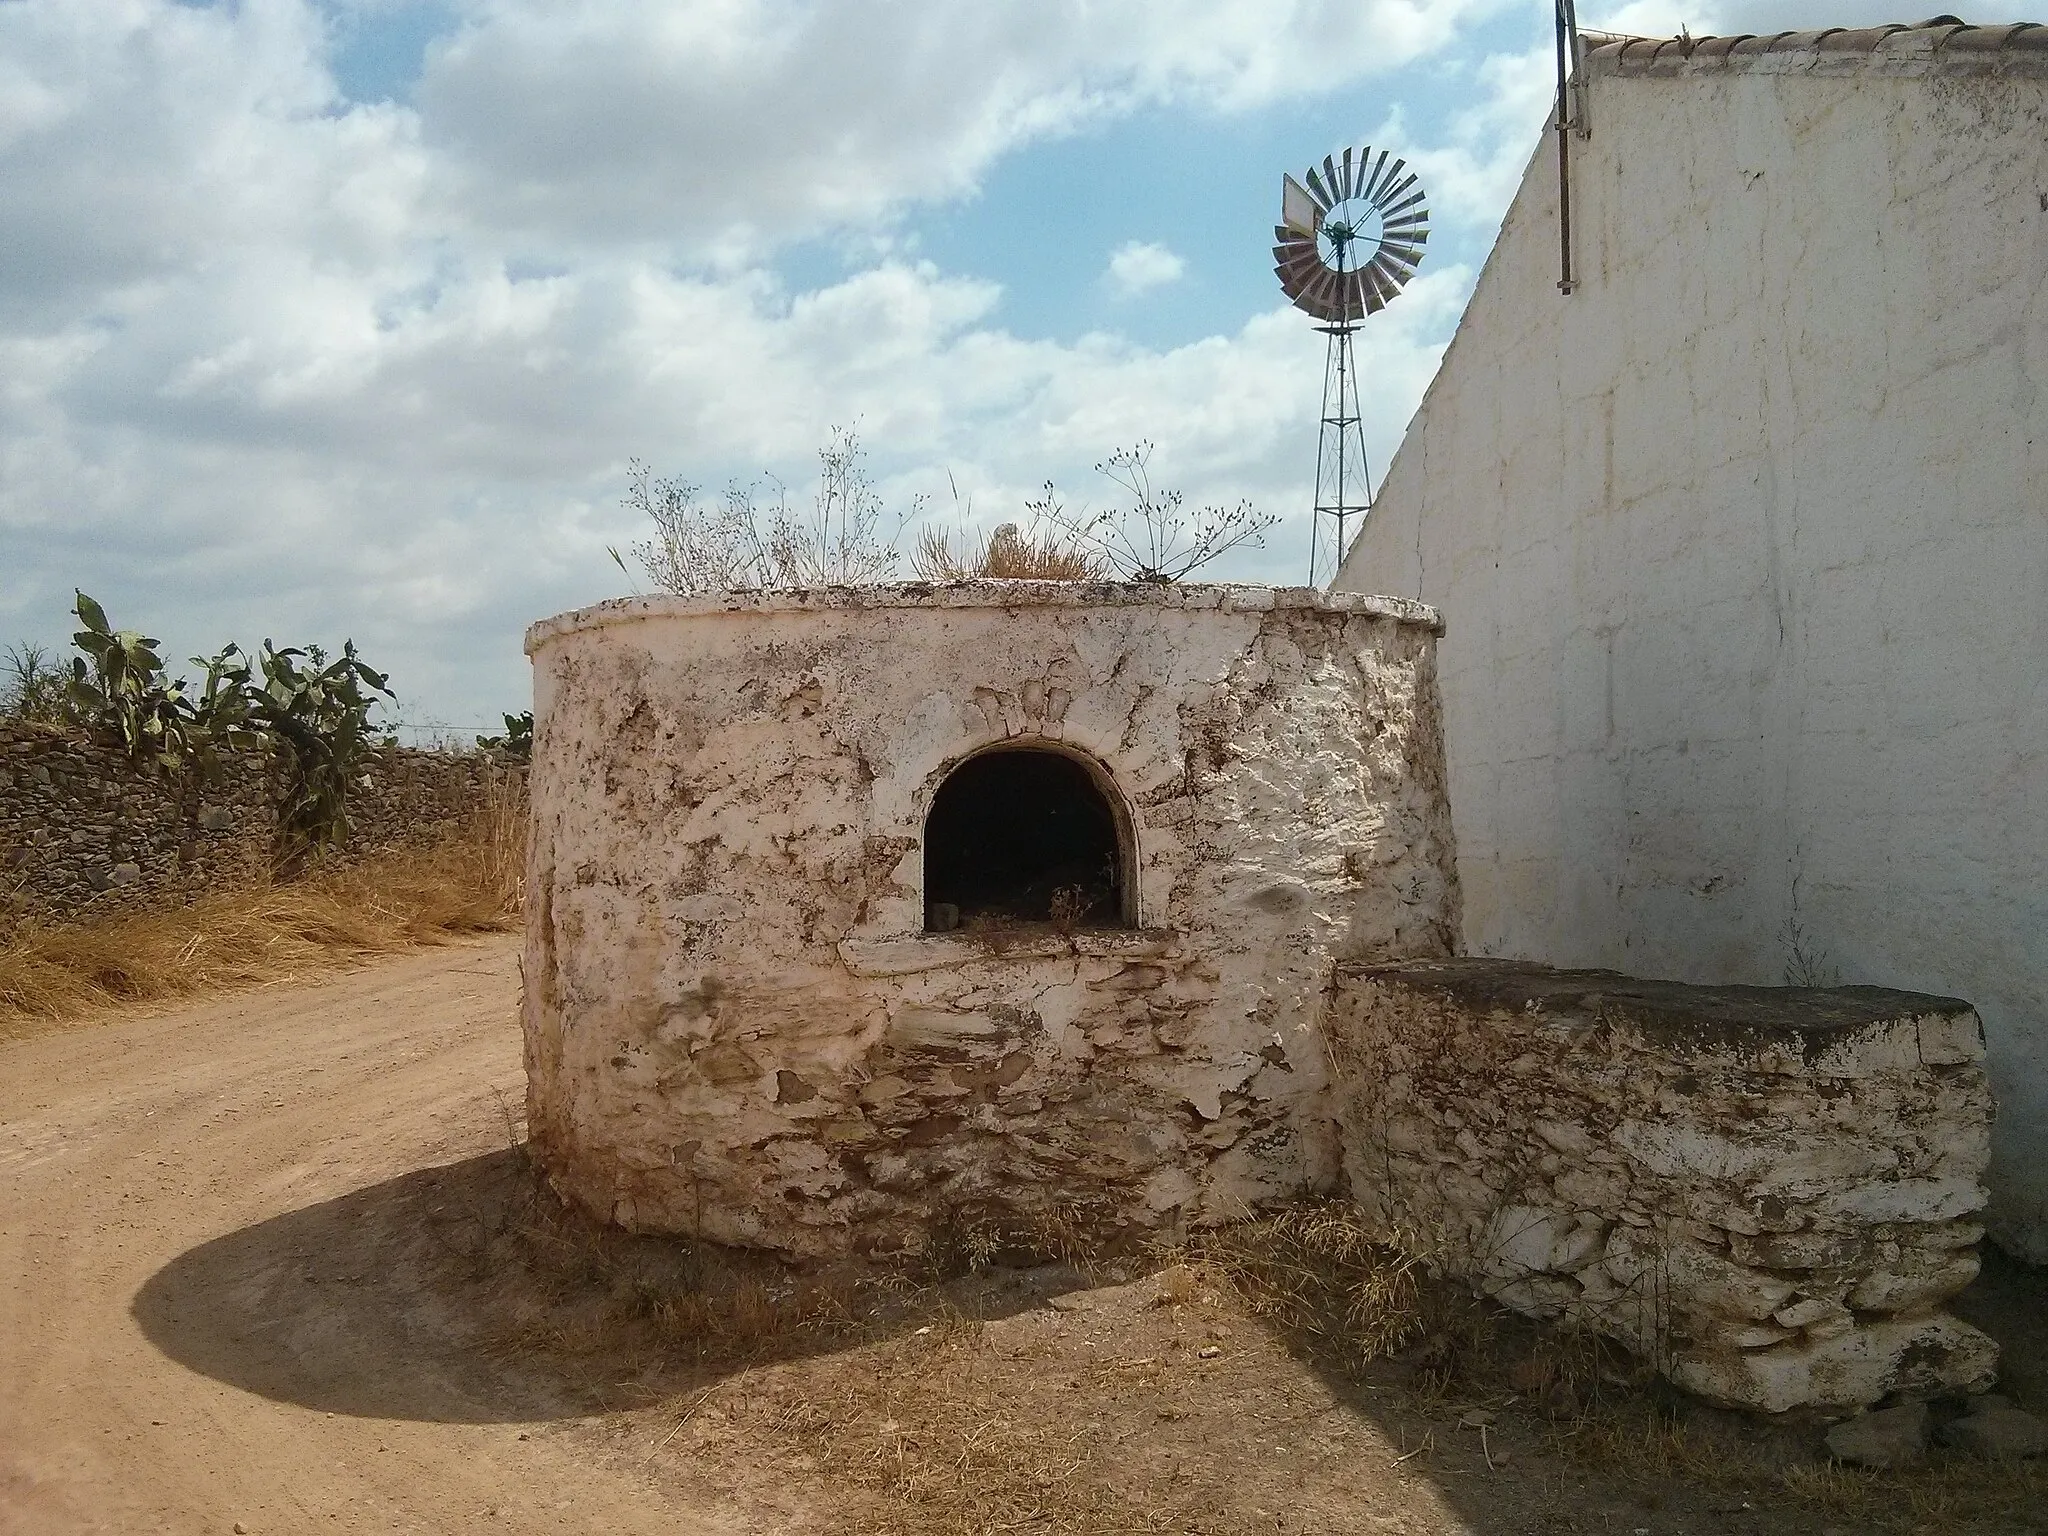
xmin=346 ymin=744 xmax=523 ymax=859
xmin=0 ymin=721 xmax=518 ymax=927
xmin=1322 ymin=959 xmax=1999 ymax=1413
xmin=522 ymin=582 xmax=1459 ymax=1261
xmin=0 ymin=722 xmax=275 ymax=925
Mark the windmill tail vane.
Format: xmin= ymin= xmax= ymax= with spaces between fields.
xmin=1272 ymin=145 xmax=1429 ymax=583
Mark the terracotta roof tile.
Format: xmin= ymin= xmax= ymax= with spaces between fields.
xmin=1585 ymin=17 xmax=2048 ymax=75
xmin=1777 ymin=28 xmax=1847 ymax=47
xmin=1690 ymin=34 xmax=1750 ymax=59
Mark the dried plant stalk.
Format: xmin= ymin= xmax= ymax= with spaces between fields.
xmin=626 ymin=427 xmax=907 ymax=594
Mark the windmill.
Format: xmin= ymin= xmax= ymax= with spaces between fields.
xmin=1273 ymin=147 xmax=1428 ymax=584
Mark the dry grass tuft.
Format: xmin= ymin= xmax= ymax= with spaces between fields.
xmin=0 ymin=779 xmax=524 ymax=1034
xmin=1776 ymin=1454 xmax=2048 ymax=1529
xmin=1187 ymin=1202 xmax=1485 ymax=1385
xmin=913 ymin=520 xmax=1103 ymax=582
xmin=806 ymin=1323 xmax=1179 ymax=1536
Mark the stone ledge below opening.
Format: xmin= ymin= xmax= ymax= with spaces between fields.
xmin=840 ymin=928 xmax=1182 ymax=978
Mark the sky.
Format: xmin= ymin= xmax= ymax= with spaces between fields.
xmin=0 ymin=0 xmax=1929 ymax=739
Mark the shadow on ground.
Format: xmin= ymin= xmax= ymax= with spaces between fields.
xmin=133 ymin=1148 xmax=1079 ymax=1426
xmin=134 ymin=1156 xmax=2048 ymax=1533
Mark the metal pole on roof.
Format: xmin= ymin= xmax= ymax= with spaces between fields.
xmin=1555 ymin=0 xmax=1583 ymax=294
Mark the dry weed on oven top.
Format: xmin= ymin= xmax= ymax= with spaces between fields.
xmin=0 ymin=786 xmax=523 ymax=1035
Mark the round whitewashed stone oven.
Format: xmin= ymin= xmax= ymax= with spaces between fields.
xmin=522 ymin=582 xmax=1458 ymax=1260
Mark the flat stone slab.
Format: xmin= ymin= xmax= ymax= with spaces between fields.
xmin=1827 ymin=1400 xmax=1930 ymax=1468
xmin=1346 ymin=958 xmax=1984 ymax=1070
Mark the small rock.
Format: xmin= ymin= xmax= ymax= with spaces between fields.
xmin=1773 ymin=1296 xmax=1850 ymax=1331
xmin=1826 ymin=1400 xmax=1929 ymax=1468
xmin=1196 ymin=1344 xmax=1222 ymax=1360
xmin=1938 ymin=1403 xmax=2048 ymax=1459
xmin=1458 ymin=1408 xmax=1496 ymax=1428
xmin=234 ymin=1525 xmax=248 ymax=1534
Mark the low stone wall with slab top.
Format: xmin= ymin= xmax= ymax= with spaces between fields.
xmin=1322 ymin=958 xmax=1998 ymax=1413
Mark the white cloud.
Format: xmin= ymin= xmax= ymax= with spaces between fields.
xmin=1104 ymin=241 xmax=1187 ymax=298
xmin=413 ymin=0 xmax=1520 ymax=254
xmin=1363 ymin=43 xmax=1557 ymax=242
xmin=0 ymin=0 xmax=1490 ymax=729
xmin=1583 ymin=0 xmax=1942 ymax=39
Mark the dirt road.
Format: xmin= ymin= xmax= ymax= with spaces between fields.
xmin=0 ymin=937 xmax=752 ymax=1536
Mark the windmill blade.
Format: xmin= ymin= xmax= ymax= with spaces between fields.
xmin=1291 ymin=275 xmax=1330 ymax=320
xmin=1322 ymin=154 xmax=1342 ymax=203
xmin=1371 ymin=252 xmax=1416 ymax=295
xmin=1370 ymin=253 xmax=1414 ymax=288
xmin=1379 ymin=181 xmax=1424 ymax=217
xmin=1339 ymin=146 xmax=1356 ymax=201
xmin=1375 ymin=234 xmax=1422 ymax=269
xmin=1381 ymin=211 xmax=1430 ymax=237
xmin=1359 ymin=148 xmax=1391 ymax=203
xmin=1275 ymin=246 xmax=1324 ymax=303
xmin=1281 ymin=263 xmax=1323 ymax=301
xmin=1368 ymin=159 xmax=1409 ymax=208
xmin=1304 ymin=164 xmax=1334 ymax=209
xmin=1275 ymin=239 xmax=1319 ymax=274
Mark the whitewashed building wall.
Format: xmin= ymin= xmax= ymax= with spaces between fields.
xmin=1336 ymin=24 xmax=2048 ymax=1260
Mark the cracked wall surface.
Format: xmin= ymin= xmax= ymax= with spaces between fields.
xmin=1334 ymin=50 xmax=2048 ymax=1260
xmin=1325 ymin=959 xmax=1999 ymax=1413
xmin=521 ymin=581 xmax=1458 ymax=1260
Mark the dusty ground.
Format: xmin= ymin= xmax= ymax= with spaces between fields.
xmin=2 ymin=939 xmax=2044 ymax=1535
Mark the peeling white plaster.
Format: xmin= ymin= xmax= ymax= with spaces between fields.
xmin=521 ymin=581 xmax=1459 ymax=1259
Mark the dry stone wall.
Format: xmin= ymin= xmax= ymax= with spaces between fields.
xmin=0 ymin=721 xmax=274 ymax=925
xmin=522 ymin=582 xmax=1460 ymax=1262
xmin=1322 ymin=959 xmax=1999 ymax=1413
xmin=0 ymin=721 xmax=516 ymax=926
xmin=346 ymin=745 xmax=522 ymax=857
